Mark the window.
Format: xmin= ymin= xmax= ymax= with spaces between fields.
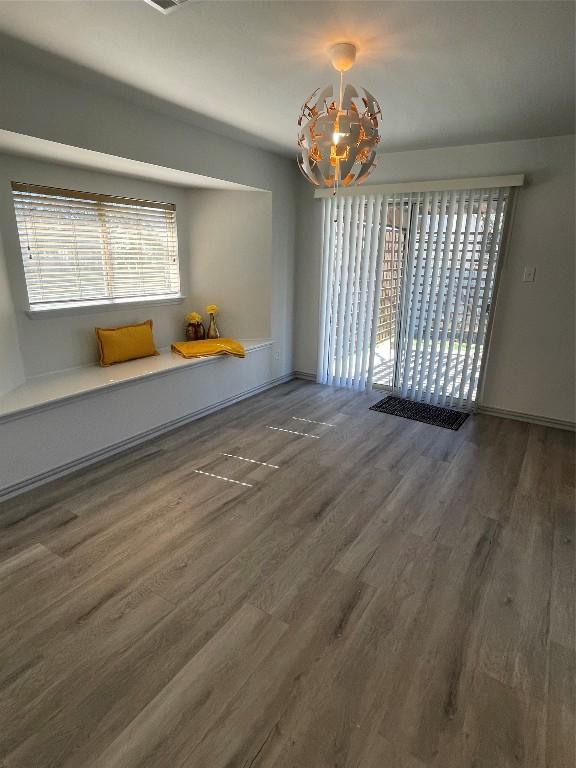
xmin=12 ymin=182 xmax=181 ymax=311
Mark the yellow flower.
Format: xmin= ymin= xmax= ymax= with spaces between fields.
xmin=186 ymin=312 xmax=202 ymax=323
xmin=206 ymin=304 xmax=218 ymax=315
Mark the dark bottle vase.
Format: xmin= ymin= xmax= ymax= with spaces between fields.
xmin=186 ymin=322 xmax=205 ymax=341
xmin=207 ymin=313 xmax=220 ymax=339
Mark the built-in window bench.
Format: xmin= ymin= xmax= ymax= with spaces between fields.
xmin=0 ymin=340 xmax=273 ymax=421
xmin=0 ymin=339 xmax=284 ymax=500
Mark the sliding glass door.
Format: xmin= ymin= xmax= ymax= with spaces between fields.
xmin=318 ymin=184 xmax=511 ymax=409
xmin=376 ymin=188 xmax=509 ymax=407
xmin=371 ymin=198 xmax=411 ymax=388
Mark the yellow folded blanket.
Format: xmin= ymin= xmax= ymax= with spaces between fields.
xmin=171 ymin=338 xmax=246 ymax=359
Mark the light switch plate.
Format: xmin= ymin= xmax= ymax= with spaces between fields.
xmin=523 ymin=266 xmax=536 ymax=282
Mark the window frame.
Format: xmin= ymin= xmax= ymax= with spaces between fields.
xmin=11 ymin=182 xmax=185 ymax=316
xmin=24 ymin=293 xmax=185 ymax=319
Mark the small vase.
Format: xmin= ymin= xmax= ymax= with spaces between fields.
xmin=206 ymin=313 xmax=220 ymax=339
xmin=186 ymin=321 xmax=205 ymax=341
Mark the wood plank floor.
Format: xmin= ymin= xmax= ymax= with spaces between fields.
xmin=0 ymin=380 xmax=574 ymax=768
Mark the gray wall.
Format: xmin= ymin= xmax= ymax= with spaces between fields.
xmin=186 ymin=189 xmax=272 ymax=341
xmin=294 ymin=135 xmax=575 ymax=424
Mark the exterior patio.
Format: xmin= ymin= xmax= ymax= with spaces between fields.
xmin=372 ymin=338 xmax=480 ymax=404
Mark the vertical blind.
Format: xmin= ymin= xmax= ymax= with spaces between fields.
xmin=396 ymin=187 xmax=509 ymax=406
xmin=12 ymin=182 xmax=180 ymax=309
xmin=318 ymin=193 xmax=390 ymax=391
xmin=317 ymin=184 xmax=511 ymax=408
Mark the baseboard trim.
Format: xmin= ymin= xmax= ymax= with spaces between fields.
xmin=7 ymin=376 xmax=569 ymax=502
xmin=292 ymin=374 xmax=575 ymax=431
xmin=476 ymin=404 xmax=575 ymax=432
xmin=293 ymin=370 xmax=317 ymax=382
xmin=0 ymin=373 xmax=295 ymax=503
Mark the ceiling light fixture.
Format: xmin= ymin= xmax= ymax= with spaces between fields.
xmin=297 ymin=42 xmax=381 ymax=190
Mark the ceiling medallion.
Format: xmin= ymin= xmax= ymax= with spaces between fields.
xmin=297 ymin=42 xmax=381 ymax=189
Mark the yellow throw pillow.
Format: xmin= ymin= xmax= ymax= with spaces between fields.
xmin=95 ymin=320 xmax=159 ymax=366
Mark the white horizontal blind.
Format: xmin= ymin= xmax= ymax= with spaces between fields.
xmin=317 ymin=192 xmax=388 ymax=391
xmin=12 ymin=182 xmax=180 ymax=308
xmin=396 ymin=187 xmax=509 ymax=407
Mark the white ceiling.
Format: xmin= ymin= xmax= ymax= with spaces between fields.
xmin=0 ymin=1 xmax=573 ymax=156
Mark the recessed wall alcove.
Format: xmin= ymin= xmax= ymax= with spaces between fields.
xmin=0 ymin=131 xmax=279 ymax=497
xmin=0 ymin=131 xmax=273 ymax=382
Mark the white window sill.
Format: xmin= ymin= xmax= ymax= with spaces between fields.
xmin=25 ymin=294 xmax=186 ymax=319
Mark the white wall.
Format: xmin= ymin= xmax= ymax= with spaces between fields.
xmin=0 ymin=225 xmax=24 ymax=394
xmin=0 ymin=49 xmax=297 ymax=379
xmin=186 ymin=190 xmax=272 ymax=340
xmin=294 ymin=135 xmax=576 ymax=425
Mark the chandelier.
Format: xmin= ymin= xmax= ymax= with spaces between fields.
xmin=297 ymin=42 xmax=381 ymax=189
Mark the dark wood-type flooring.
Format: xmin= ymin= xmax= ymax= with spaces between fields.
xmin=0 ymin=380 xmax=574 ymax=767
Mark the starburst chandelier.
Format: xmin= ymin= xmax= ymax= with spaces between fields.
xmin=297 ymin=42 xmax=381 ymax=189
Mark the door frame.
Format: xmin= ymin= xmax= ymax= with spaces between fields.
xmin=474 ymin=187 xmax=518 ymax=408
